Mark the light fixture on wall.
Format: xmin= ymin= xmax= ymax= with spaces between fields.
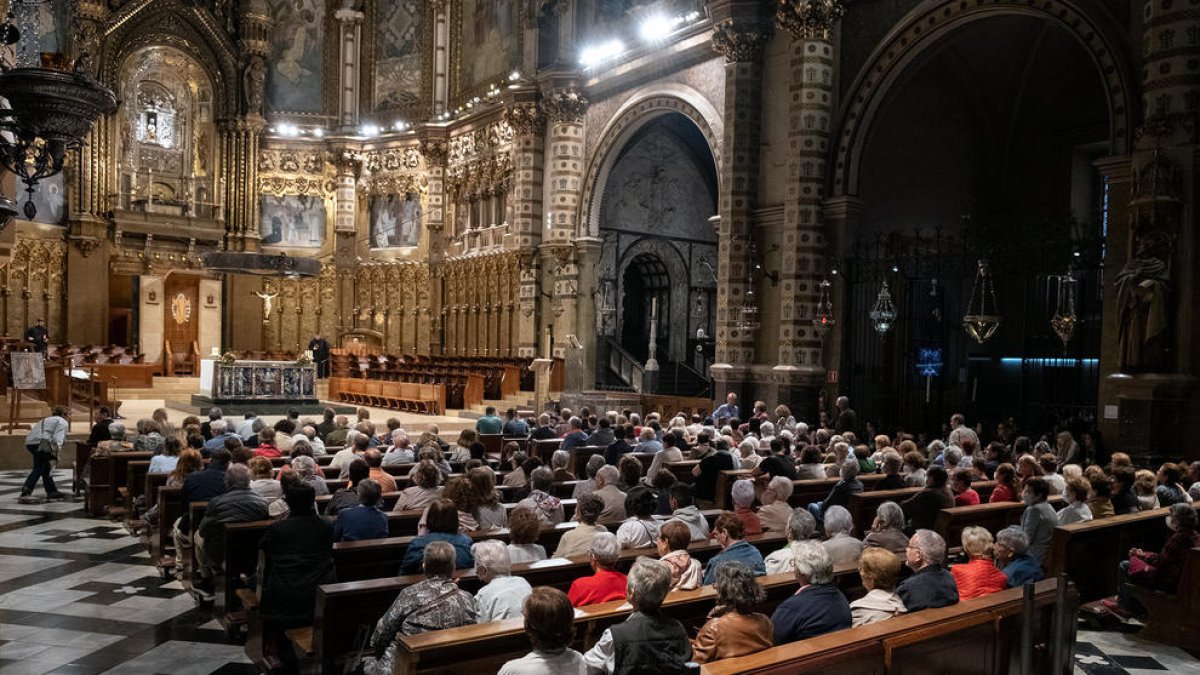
xmin=812 ymin=277 xmax=836 ymax=333
xmin=869 ymin=279 xmax=896 ymax=334
xmin=595 ymin=279 xmax=615 ymax=325
xmin=0 ymin=13 xmax=116 ymax=220
xmin=1050 ymin=272 xmax=1078 ymax=349
xmin=962 ymin=259 xmax=1002 ymax=344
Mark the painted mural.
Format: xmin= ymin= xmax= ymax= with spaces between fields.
xmin=260 ymin=194 xmax=326 ymax=248
xmin=266 ymin=0 xmax=326 ymax=114
xmin=374 ymin=0 xmax=423 ymax=112
xmin=459 ymin=0 xmax=519 ymax=95
xmin=369 ymin=193 xmax=423 ymax=248
xmin=26 ymin=174 xmax=66 ymax=226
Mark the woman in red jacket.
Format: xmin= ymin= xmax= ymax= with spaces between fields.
xmin=951 ymin=526 xmax=1009 ymax=599
xmin=988 ymin=463 xmax=1019 ymax=503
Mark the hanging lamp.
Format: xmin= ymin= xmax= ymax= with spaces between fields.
xmin=812 ymin=278 xmax=835 ymax=332
xmin=869 ymin=279 xmax=896 ymax=334
xmin=962 ymin=259 xmax=1002 ymax=344
xmin=1050 ymin=272 xmax=1078 ymax=348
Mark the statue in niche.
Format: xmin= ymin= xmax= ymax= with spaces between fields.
xmin=1115 ymin=230 xmax=1172 ymax=372
xmin=244 ymin=56 xmax=266 ymax=115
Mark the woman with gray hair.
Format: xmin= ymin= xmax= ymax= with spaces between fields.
xmin=518 ymin=467 xmax=565 ymax=526
xmin=764 ymin=508 xmax=817 ymax=575
xmin=820 ymin=505 xmax=863 ymax=567
xmin=572 ymin=454 xmax=608 ymax=499
xmin=1104 ymin=502 xmax=1200 ymax=618
xmin=692 ymin=562 xmax=773 ymax=662
xmin=362 ymin=541 xmax=477 ymax=675
xmin=758 ymin=475 xmax=794 ymax=533
xmin=807 ymin=459 xmax=863 ymax=522
xmin=863 ymin=501 xmax=909 ymax=555
xmin=550 ymin=449 xmax=573 ymax=482
xmin=288 ymin=455 xmax=328 ymax=496
xmin=738 ymin=438 xmax=762 ymax=470
xmin=993 ymin=525 xmax=1042 ymax=587
xmin=731 ymin=478 xmax=763 ymax=535
xmin=770 ymin=540 xmax=851 ymax=644
xmin=566 ymin=532 xmax=626 ymax=607
xmin=472 ymin=540 xmax=533 ymax=622
xmin=133 ymin=419 xmax=166 ymax=454
xmin=582 ymin=558 xmax=692 ymax=673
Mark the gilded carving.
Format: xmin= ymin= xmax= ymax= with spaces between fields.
xmin=504 ymin=101 xmax=545 ymax=136
xmin=541 ymin=87 xmax=588 ymax=123
xmin=365 ymin=147 xmax=423 ymax=173
xmin=775 ymin=0 xmax=845 ymax=41
xmin=711 ymin=20 xmax=773 ymax=63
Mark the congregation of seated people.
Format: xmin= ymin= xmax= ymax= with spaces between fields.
xmin=93 ymin=398 xmax=1199 ymax=673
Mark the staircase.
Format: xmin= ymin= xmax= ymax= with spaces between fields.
xmin=602 ymin=339 xmax=710 ymax=397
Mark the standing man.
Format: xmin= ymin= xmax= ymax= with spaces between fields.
xmin=714 ymin=392 xmax=740 ymax=422
xmin=24 ymin=319 xmax=49 ymax=353
xmin=834 ymin=396 xmax=858 ymax=436
xmin=307 ymin=334 xmax=331 ymax=378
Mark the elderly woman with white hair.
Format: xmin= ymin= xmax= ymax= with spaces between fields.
xmin=550 ymin=449 xmax=573 ymax=482
xmin=758 ymin=476 xmax=794 ymax=532
xmin=572 ymin=454 xmax=607 ymax=500
xmin=807 ymin=460 xmax=864 ymax=522
xmin=567 ymin=532 xmax=628 ymax=607
xmin=863 ymin=501 xmax=908 ymax=555
xmin=820 ymin=505 xmax=863 ymax=566
xmin=583 ymin=557 xmax=692 ymax=673
xmin=472 ymin=540 xmax=533 ymax=622
xmin=757 ymin=421 xmax=777 ymax=451
xmin=764 ymin=508 xmax=817 ymax=575
xmin=289 ymin=455 xmax=329 ymax=496
xmin=770 ymin=540 xmax=852 ymax=644
xmin=731 ymin=478 xmax=763 ymax=535
xmin=951 ymin=526 xmax=1008 ymax=599
xmin=896 ymin=529 xmax=959 ymax=611
xmin=737 ymin=438 xmax=762 ymax=471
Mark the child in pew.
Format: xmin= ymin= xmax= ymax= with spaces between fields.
xmin=362 ymin=541 xmax=478 ymax=675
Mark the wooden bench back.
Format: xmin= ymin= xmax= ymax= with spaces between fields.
xmin=933 ymin=497 xmax=1063 ymax=547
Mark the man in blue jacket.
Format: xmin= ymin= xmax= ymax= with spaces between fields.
xmin=703 ymin=513 xmax=766 ymax=584
xmin=771 ymin=540 xmax=852 ymax=644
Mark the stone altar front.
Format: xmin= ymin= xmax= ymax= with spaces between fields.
xmin=213 ymin=360 xmax=317 ymax=403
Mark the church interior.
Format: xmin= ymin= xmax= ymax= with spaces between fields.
xmin=0 ymin=0 xmax=1197 ymax=673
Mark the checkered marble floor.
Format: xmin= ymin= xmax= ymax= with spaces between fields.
xmin=0 ymin=469 xmax=255 ymax=675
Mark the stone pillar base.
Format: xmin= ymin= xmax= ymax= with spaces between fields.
xmin=1105 ymin=373 xmax=1196 ymax=464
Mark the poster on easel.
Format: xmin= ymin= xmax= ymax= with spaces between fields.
xmin=11 ymin=352 xmax=47 ymax=390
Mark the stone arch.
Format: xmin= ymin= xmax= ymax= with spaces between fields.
xmin=581 ymin=85 xmax=723 ymax=239
xmin=831 ymin=0 xmax=1135 ymax=196
xmin=614 ymin=235 xmax=693 ymax=361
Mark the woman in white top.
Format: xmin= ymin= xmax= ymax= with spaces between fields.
xmin=615 ymin=488 xmax=661 ymax=550
xmin=1056 ymin=476 xmax=1094 ymax=525
xmin=737 ymin=438 xmax=761 ymax=471
xmin=148 ymin=437 xmax=182 ymax=474
xmin=849 ymin=547 xmax=907 ymax=626
xmin=21 ymin=406 xmax=70 ymax=501
xmin=497 ymin=587 xmax=586 ymax=675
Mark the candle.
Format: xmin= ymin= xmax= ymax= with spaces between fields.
xmin=542 ymin=327 xmax=551 ymax=359
xmin=651 ymin=297 xmax=657 ymax=319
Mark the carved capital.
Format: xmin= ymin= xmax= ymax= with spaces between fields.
xmin=505 ymin=101 xmax=546 ymax=136
xmin=711 ymin=20 xmax=773 ymax=63
xmin=334 ymin=150 xmax=363 ymax=177
xmin=69 ymin=236 xmax=102 ymax=258
xmin=775 ymin=0 xmax=844 ymax=41
xmin=420 ymin=138 xmax=450 ymax=166
xmin=541 ymin=88 xmax=589 ymax=124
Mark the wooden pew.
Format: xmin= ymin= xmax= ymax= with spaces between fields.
xmin=570 ymin=445 xmax=607 ymax=477
xmin=785 ymin=474 xmax=889 ymax=510
xmin=701 ymin=578 xmax=1071 ymax=675
xmin=152 ymin=485 xmax=183 ymax=573
xmin=1126 ymin=546 xmax=1200 ymax=649
xmin=934 ymin=497 xmax=1064 ymax=549
xmin=849 ymin=481 xmax=998 ymax=537
xmin=85 ymin=451 xmax=155 ymax=517
xmin=666 ymin=460 xmax=700 ymax=484
xmin=1045 ymin=503 xmax=1200 ymax=602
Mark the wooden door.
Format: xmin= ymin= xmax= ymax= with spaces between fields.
xmin=164 ymin=275 xmax=199 ymax=356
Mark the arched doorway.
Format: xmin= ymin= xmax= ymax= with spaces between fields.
xmin=594 ymin=112 xmax=718 ymax=393
xmin=838 ymin=13 xmax=1117 ymax=433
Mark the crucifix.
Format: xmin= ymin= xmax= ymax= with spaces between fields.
xmin=253 ymin=290 xmax=279 ymax=324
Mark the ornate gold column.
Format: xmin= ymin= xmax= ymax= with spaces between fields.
xmin=422 ymin=134 xmax=449 ymax=355
xmin=706 ymin=0 xmax=773 ymax=397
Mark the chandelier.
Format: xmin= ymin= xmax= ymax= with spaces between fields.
xmin=812 ymin=278 xmax=835 ymax=332
xmin=737 ymin=284 xmax=760 ymax=334
xmin=1050 ymin=272 xmax=1079 ymax=348
xmin=962 ymin=259 xmax=1002 ymax=344
xmin=869 ymin=280 xmax=896 ymax=334
xmin=0 ymin=10 xmax=117 ymax=220
xmin=202 ymin=252 xmax=321 ymax=278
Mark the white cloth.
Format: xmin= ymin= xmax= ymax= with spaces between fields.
xmin=1044 ymin=472 xmax=1067 ymax=496
xmin=149 ymin=455 xmax=178 ymax=474
xmin=850 ymin=588 xmax=907 ymax=626
xmin=583 ymin=627 xmax=617 ymax=674
xmin=508 ymin=543 xmax=547 ymax=564
xmin=615 ymin=518 xmax=660 ymax=550
xmin=498 ymin=648 xmax=587 ymax=675
xmin=645 ymin=447 xmax=683 ymax=483
xmin=476 ymin=575 xmax=533 ymax=623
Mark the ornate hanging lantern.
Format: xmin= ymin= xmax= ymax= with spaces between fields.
xmin=0 ymin=9 xmax=117 ymax=220
xmin=962 ymin=260 xmax=1002 ymax=344
xmin=812 ymin=278 xmax=835 ymax=332
xmin=869 ymin=280 xmax=896 ymax=334
xmin=737 ymin=284 xmax=760 ymax=334
xmin=1050 ymin=272 xmax=1079 ymax=348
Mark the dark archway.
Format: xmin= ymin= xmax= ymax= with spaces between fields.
xmin=620 ymin=253 xmax=670 ymax=362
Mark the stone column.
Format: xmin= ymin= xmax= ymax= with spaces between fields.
xmin=574 ymin=236 xmax=602 ymax=390
xmin=431 ymin=0 xmax=451 ymax=115
xmin=421 ymin=134 xmax=449 ymax=354
xmin=334 ymin=6 xmax=365 ymax=131
xmin=821 ymin=195 xmax=863 ymax=401
xmin=219 ymin=119 xmax=266 ymax=251
xmin=332 ymin=151 xmax=361 ymax=341
xmin=705 ymin=0 xmax=773 ymax=400
xmin=1093 ymin=157 xmax=1133 ymax=445
xmin=503 ymin=90 xmax=546 ymax=357
xmin=540 ymin=75 xmax=587 ymax=362
xmin=771 ymin=0 xmax=844 ymax=415
xmin=1098 ymin=0 xmax=1198 ymax=461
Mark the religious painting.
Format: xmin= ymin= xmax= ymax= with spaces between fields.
xmin=10 ymin=352 xmax=47 ymax=390
xmin=265 ymin=0 xmax=326 ymax=114
xmin=368 ymin=193 xmax=423 ymax=248
xmin=26 ymin=174 xmax=65 ymax=226
xmin=374 ymin=0 xmax=423 ymax=113
xmin=260 ymin=194 xmax=326 ymax=248
xmin=458 ymin=0 xmax=520 ymax=97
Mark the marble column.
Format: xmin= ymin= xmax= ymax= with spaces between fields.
xmin=706 ymin=0 xmax=773 ymax=400
xmin=219 ymin=119 xmax=266 ymax=251
xmin=503 ymin=91 xmax=545 ymax=357
xmin=335 ymin=6 xmax=365 ymax=131
xmin=421 ymin=134 xmax=450 ymax=354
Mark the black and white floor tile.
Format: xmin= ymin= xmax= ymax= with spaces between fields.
xmin=0 ymin=469 xmax=255 ymax=675
xmin=3 ymin=468 xmax=1200 ymax=674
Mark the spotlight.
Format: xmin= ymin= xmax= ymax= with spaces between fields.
xmin=312 ymin=128 xmax=325 ymax=138
xmin=360 ymin=124 xmax=380 ymax=137
xmin=639 ymin=15 xmax=673 ymax=42
xmin=579 ymin=39 xmax=624 ymax=68
xmin=509 ymin=70 xmax=520 ymax=81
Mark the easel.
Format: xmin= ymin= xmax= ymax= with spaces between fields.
xmin=3 ymin=352 xmax=48 ymax=434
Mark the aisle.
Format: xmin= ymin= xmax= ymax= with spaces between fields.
xmin=0 ymin=469 xmax=252 ymax=675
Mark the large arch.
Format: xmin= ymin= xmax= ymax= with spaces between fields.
xmin=830 ymin=0 xmax=1136 ymax=197
xmin=614 ymin=236 xmax=693 ymax=361
xmin=580 ymin=84 xmax=724 ymax=239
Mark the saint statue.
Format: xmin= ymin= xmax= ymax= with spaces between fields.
xmin=244 ymin=56 xmax=266 ymax=115
xmin=254 ymin=290 xmax=280 ymax=325
xmin=1115 ymin=231 xmax=1171 ymax=372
